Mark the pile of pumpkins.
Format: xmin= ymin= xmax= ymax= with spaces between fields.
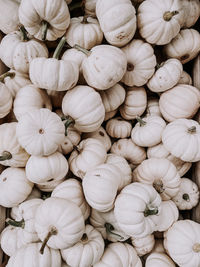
xmin=0 ymin=0 xmax=200 ymax=266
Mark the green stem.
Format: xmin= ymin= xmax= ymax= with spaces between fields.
xmin=81 ymin=233 xmax=88 ymax=243
xmin=0 ymin=151 xmax=12 ymax=161
xmin=136 ymin=116 xmax=146 ymax=126
xmin=0 ymin=72 xmax=15 ymax=83
xmin=183 ymin=193 xmax=190 ymax=201
xmin=163 ymin=11 xmax=179 ymax=21
xmin=144 ymin=206 xmax=158 ymax=217
xmin=6 ymin=218 xmax=25 ymax=229
xmin=53 ymin=37 xmax=66 ymax=59
xmin=41 ymin=21 xmax=49 ymax=41
xmin=105 ymin=223 xmax=123 ymax=240
xmin=188 ymin=126 xmax=196 ymax=134
xmin=19 ymin=25 xmax=29 ymax=41
xmin=74 ymin=44 xmax=91 ymax=56
xmin=40 ymin=227 xmax=57 ymax=254
xmin=63 ymin=116 xmax=74 ymax=136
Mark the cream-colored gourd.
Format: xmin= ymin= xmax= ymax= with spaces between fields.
xmin=94 ymin=242 xmax=142 ymax=267
xmin=61 ymin=224 xmax=105 ymax=267
xmin=147 ymin=59 xmax=183 ymax=92
xmin=181 ymin=0 xmax=200 ymax=28
xmin=52 ymin=178 xmax=90 ymax=220
xmin=0 ymin=122 xmax=30 ymax=167
xmin=147 ymin=143 xmax=192 ymax=177
xmin=131 ymin=116 xmax=166 ymax=147
xmin=85 ymin=0 xmax=97 ymax=16
xmin=0 ymin=29 xmax=49 ymax=74
xmin=0 ymin=167 xmax=33 ymax=208
xmin=145 ymin=252 xmax=176 ymax=267
xmin=35 ymin=197 xmax=85 ymax=251
xmin=164 ymin=220 xmax=200 ymax=267
xmin=25 ymin=151 xmax=69 ymax=184
xmin=26 ymin=187 xmax=42 ymax=201
xmin=163 ymin=29 xmax=200 ymax=64
xmin=119 ymin=86 xmax=147 ymax=120
xmin=96 ymin=0 xmax=137 ymax=47
xmin=90 ymin=208 xmax=130 ymax=242
xmin=137 ymin=0 xmax=184 ymax=45
xmin=172 ymin=178 xmax=199 ymax=210
xmin=106 ymin=117 xmax=132 ymax=139
xmin=0 ymin=33 xmax=9 ymax=75
xmin=111 ymin=138 xmax=146 ymax=166
xmin=0 ymin=82 xmax=12 ymax=119
xmin=133 ymin=158 xmax=181 ymax=200
xmin=36 ymin=177 xmax=66 ymax=193
xmin=65 ymin=16 xmax=103 ymax=49
xmin=6 ymin=242 xmax=62 ymax=267
xmin=162 ymin=118 xmax=200 ymax=162
xmin=131 ymin=234 xmax=155 ymax=257
xmin=16 ymin=108 xmax=65 ymax=156
xmin=159 ymin=84 xmax=200 ymax=122
xmin=192 ymin=161 xmax=200 ymax=190
xmin=121 ymin=39 xmax=156 ymax=86
xmin=104 ymin=109 xmax=118 ymax=121
xmin=69 ymin=138 xmax=107 ymax=179
xmin=114 ymin=182 xmax=162 ymax=238
xmin=62 ymin=85 xmax=105 ymax=132
xmin=99 ymin=83 xmax=126 ymax=113
xmin=177 ymin=70 xmax=192 ymax=85
xmin=19 ymin=0 xmax=70 ymax=41
xmin=146 ymin=98 xmax=161 ymax=117
xmin=13 ymin=84 xmax=52 ymax=121
xmin=193 ymin=54 xmax=200 ymax=89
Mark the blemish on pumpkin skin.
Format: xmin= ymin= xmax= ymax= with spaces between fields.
xmin=99 ymin=131 xmax=105 ymax=136
xmin=180 ymin=54 xmax=189 ymax=61
xmin=118 ymin=144 xmax=121 ymax=150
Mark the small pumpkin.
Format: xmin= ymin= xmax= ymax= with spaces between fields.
xmin=84 ymin=0 xmax=97 ymax=16
xmin=106 ymin=117 xmax=132 ymax=139
xmin=36 ymin=177 xmax=66 ymax=193
xmin=0 ymin=82 xmax=12 ymax=119
xmin=193 ymin=53 xmax=200 ymax=90
xmin=145 ymin=97 xmax=161 ymax=117
xmin=177 ymin=70 xmax=192 ymax=85
xmin=145 ymin=252 xmax=176 ymax=267
xmin=131 ymin=234 xmax=155 ymax=257
xmin=181 ymin=0 xmax=200 ymax=28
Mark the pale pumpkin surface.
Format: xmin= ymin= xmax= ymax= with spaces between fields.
xmin=193 ymin=53 xmax=200 ymax=89
xmin=0 ymin=82 xmax=12 ymax=119
xmin=131 ymin=234 xmax=155 ymax=257
xmin=145 ymin=252 xmax=176 ymax=267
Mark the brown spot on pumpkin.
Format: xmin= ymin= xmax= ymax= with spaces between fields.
xmin=99 ymin=131 xmax=105 ymax=136
xmin=64 ymin=142 xmax=68 ymax=145
xmin=180 ymin=54 xmax=189 ymax=61
xmin=39 ymin=128 xmax=44 ymax=134
xmin=2 ymin=177 xmax=7 ymax=182
xmin=127 ymin=63 xmax=134 ymax=71
xmin=118 ymin=144 xmax=121 ymax=150
xmin=47 ymin=179 xmax=54 ymax=182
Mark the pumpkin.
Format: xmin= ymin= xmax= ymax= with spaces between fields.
xmin=162 ymin=118 xmax=200 ymax=162
xmin=137 ymin=0 xmax=184 ymax=45
xmin=163 ymin=29 xmax=200 ymax=64
xmin=111 ymin=138 xmax=146 ymax=166
xmin=192 ymin=161 xmax=200 ymax=189
xmin=0 ymin=28 xmax=49 ymax=74
xmin=104 ymin=109 xmax=118 ymax=121
xmin=181 ymin=0 xmax=200 ymax=28
xmin=133 ymin=158 xmax=181 ymax=200
xmin=19 ymin=0 xmax=70 ymax=41
xmin=114 ymin=182 xmax=162 ymax=238
xmin=51 ymin=178 xmax=90 ymax=220
xmin=96 ymin=0 xmax=137 ymax=47
xmin=90 ymin=208 xmax=130 ymax=242
xmin=25 ymin=151 xmax=69 ymax=183
xmin=65 ymin=16 xmax=103 ymax=49
xmin=0 ymin=167 xmax=33 ymax=208
xmin=106 ymin=117 xmax=132 ymax=139
xmin=0 ymin=0 xmax=20 ymax=34
xmin=84 ymin=0 xmax=97 ymax=16
xmin=147 ymin=59 xmax=183 ymax=92
xmin=146 ymin=97 xmax=161 ymax=117
xmin=35 ymin=197 xmax=85 ymax=251
xmin=145 ymin=252 xmax=176 ymax=267
xmin=0 ymin=82 xmax=12 ymax=119
xmin=36 ymin=177 xmax=66 ymax=193
xmin=159 ymin=84 xmax=200 ymax=122
xmin=13 ymin=84 xmax=52 ymax=121
xmin=121 ymin=39 xmax=156 ymax=87
xmin=0 ymin=122 xmax=30 ymax=167
xmin=16 ymin=108 xmax=65 ymax=156
xmin=177 ymin=70 xmax=192 ymax=85
xmin=26 ymin=186 xmax=42 ymax=201
xmin=69 ymin=138 xmax=107 ymax=179
xmin=119 ymin=86 xmax=147 ymax=120
xmin=164 ymin=220 xmax=200 ymax=267
xmin=6 ymin=242 xmax=62 ymax=267
xmin=131 ymin=234 xmax=155 ymax=256
xmin=93 ymin=242 xmax=142 ymax=267
xmin=131 ymin=116 xmax=166 ymax=147
xmin=193 ymin=53 xmax=200 ymax=89
xmin=172 ymin=178 xmax=199 ymax=210
xmin=61 ymin=224 xmax=105 ymax=267
xmin=62 ymin=85 xmax=105 ymax=132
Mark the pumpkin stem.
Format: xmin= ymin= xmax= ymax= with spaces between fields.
xmin=41 ymin=20 xmax=49 ymax=41
xmin=183 ymin=193 xmax=190 ymax=201
xmin=6 ymin=218 xmax=25 ymax=229
xmin=0 ymin=151 xmax=12 ymax=161
xmin=19 ymin=25 xmax=29 ymax=41
xmin=136 ymin=116 xmax=146 ymax=126
xmin=81 ymin=233 xmax=88 ymax=243
xmin=81 ymin=14 xmax=91 ymax=24
xmin=144 ymin=205 xmax=159 ymax=217
xmin=53 ymin=37 xmax=66 ymax=59
xmin=193 ymin=243 xmax=200 ymax=253
xmin=187 ymin=126 xmax=196 ymax=134
xmin=40 ymin=226 xmax=58 ymax=254
xmin=153 ymin=179 xmax=164 ymax=194
xmin=63 ymin=116 xmax=74 ymax=136
xmin=0 ymin=71 xmax=15 ymax=83
xmin=73 ymin=145 xmax=81 ymax=153
xmin=74 ymin=44 xmax=91 ymax=56
xmin=105 ymin=223 xmax=124 ymax=240
xmin=163 ymin=11 xmax=179 ymax=21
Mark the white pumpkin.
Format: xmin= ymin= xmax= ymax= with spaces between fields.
xmin=69 ymin=138 xmax=107 ymax=179
xmin=133 ymin=158 xmax=181 ymax=200
xmin=131 ymin=234 xmax=155 ymax=257
xmin=172 ymin=178 xmax=199 ymax=210
xmin=104 ymin=109 xmax=118 ymax=121
xmin=84 ymin=0 xmax=97 ymax=16
xmin=159 ymin=84 xmax=200 ymax=122
xmin=181 ymin=0 xmax=200 ymax=28
xmin=162 ymin=118 xmax=200 ymax=162
xmin=137 ymin=0 xmax=184 ymax=45
xmin=96 ymin=0 xmax=137 ymax=47
xmin=26 ymin=186 xmax=42 ymax=201
xmin=121 ymin=39 xmax=156 ymax=87
xmin=19 ymin=0 xmax=70 ymax=41
xmin=145 ymin=97 xmax=162 ymax=117
xmin=177 ymin=70 xmax=192 ymax=85
xmin=106 ymin=117 xmax=132 ymax=139
xmin=0 ymin=167 xmax=33 ymax=208
xmin=51 ymin=178 xmax=90 ymax=220
xmin=16 ymin=108 xmax=65 ymax=156
xmin=61 ymin=224 xmax=105 ymax=267
xmin=193 ymin=53 xmax=200 ymax=90
xmin=145 ymin=252 xmax=176 ymax=267
xmin=0 ymin=82 xmax=12 ymax=119
xmin=36 ymin=177 xmax=66 ymax=193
